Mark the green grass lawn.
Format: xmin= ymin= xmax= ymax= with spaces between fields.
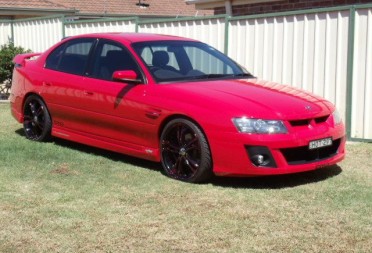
xmin=0 ymin=103 xmax=371 ymax=252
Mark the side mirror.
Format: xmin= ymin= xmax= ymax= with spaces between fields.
xmin=112 ymin=70 xmax=142 ymax=84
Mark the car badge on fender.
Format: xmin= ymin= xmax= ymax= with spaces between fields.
xmin=305 ymin=105 xmax=312 ymax=111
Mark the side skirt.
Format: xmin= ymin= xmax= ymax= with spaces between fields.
xmin=51 ymin=126 xmax=161 ymax=162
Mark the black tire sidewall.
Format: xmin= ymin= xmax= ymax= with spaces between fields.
xmin=160 ymin=118 xmax=213 ymax=183
xmin=23 ymin=95 xmax=52 ymax=142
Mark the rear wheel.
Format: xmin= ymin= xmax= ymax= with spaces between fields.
xmin=23 ymin=95 xmax=52 ymax=141
xmin=160 ymin=118 xmax=213 ymax=183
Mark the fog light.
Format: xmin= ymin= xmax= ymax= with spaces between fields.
xmin=246 ymin=146 xmax=277 ymax=168
xmin=251 ymin=154 xmax=269 ymax=166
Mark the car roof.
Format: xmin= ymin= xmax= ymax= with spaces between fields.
xmin=68 ymin=32 xmax=198 ymax=43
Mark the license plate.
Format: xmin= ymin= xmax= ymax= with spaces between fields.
xmin=309 ymin=137 xmax=333 ymax=150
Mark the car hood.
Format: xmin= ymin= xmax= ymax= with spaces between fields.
xmin=158 ymin=78 xmax=334 ymax=120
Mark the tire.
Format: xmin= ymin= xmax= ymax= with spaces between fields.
xmin=160 ymin=118 xmax=213 ymax=183
xmin=23 ymin=95 xmax=52 ymax=142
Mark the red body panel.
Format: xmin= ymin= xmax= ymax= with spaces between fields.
xmin=10 ymin=33 xmax=346 ymax=177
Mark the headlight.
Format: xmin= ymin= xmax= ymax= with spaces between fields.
xmin=332 ymin=109 xmax=342 ymax=125
xmin=232 ymin=117 xmax=287 ymax=134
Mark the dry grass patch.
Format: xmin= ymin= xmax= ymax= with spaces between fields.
xmin=50 ymin=163 xmax=79 ymax=175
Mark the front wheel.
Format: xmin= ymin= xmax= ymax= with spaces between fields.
xmin=23 ymin=95 xmax=52 ymax=141
xmin=160 ymin=118 xmax=213 ymax=183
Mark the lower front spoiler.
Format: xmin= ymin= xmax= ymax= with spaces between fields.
xmin=214 ymin=151 xmax=345 ymax=177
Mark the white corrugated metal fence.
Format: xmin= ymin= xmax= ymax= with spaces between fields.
xmin=64 ymin=18 xmax=138 ymax=37
xmin=12 ymin=16 xmax=63 ymax=53
xmin=0 ymin=21 xmax=12 ymax=45
xmin=351 ymin=8 xmax=372 ymax=140
xmin=0 ymin=4 xmax=371 ymax=141
xmin=139 ymin=16 xmax=226 ymax=52
xmin=228 ymin=10 xmax=350 ymax=134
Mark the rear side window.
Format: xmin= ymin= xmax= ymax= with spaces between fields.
xmin=45 ymin=38 xmax=95 ymax=75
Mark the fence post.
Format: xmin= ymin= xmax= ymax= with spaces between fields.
xmin=10 ymin=19 xmax=14 ymax=44
xmin=224 ymin=15 xmax=230 ymax=55
xmin=346 ymin=6 xmax=356 ymax=140
xmin=135 ymin=16 xmax=140 ymax=33
xmin=62 ymin=15 xmax=66 ymax=39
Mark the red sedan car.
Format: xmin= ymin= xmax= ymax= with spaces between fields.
xmin=10 ymin=33 xmax=346 ymax=183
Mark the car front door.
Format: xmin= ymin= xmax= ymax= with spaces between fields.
xmin=76 ymin=39 xmax=155 ymax=150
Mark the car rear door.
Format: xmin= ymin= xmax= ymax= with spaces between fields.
xmin=41 ymin=38 xmax=156 ymax=150
xmin=40 ymin=37 xmax=97 ymax=133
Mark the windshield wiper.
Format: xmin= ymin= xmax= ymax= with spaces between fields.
xmin=182 ymin=74 xmax=228 ymax=80
xmin=231 ymin=73 xmax=255 ymax=78
xmin=200 ymin=74 xmax=231 ymax=79
xmin=202 ymin=73 xmax=255 ymax=79
xmin=194 ymin=73 xmax=252 ymax=79
xmin=183 ymin=73 xmax=255 ymax=81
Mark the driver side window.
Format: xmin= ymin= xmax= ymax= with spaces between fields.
xmin=91 ymin=41 xmax=141 ymax=81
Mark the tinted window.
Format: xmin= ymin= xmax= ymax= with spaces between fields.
xmin=139 ymin=46 xmax=180 ymax=71
xmin=90 ymin=40 xmax=141 ymax=81
xmin=45 ymin=38 xmax=95 ymax=75
xmin=132 ymin=41 xmax=249 ymax=83
xmin=184 ymin=46 xmax=232 ymax=74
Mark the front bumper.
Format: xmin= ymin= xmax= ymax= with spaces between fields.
xmin=208 ymin=123 xmax=346 ymax=177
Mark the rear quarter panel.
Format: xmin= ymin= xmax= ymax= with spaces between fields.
xmin=10 ymin=56 xmax=44 ymax=123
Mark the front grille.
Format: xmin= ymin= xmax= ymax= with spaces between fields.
xmin=314 ymin=115 xmax=329 ymax=123
xmin=280 ymin=138 xmax=341 ymax=165
xmin=289 ymin=119 xmax=310 ymax=127
xmin=289 ymin=115 xmax=330 ymax=127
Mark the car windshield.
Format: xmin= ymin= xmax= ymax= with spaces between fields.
xmin=132 ymin=41 xmax=253 ymax=83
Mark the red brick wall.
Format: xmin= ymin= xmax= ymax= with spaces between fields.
xmin=215 ymin=0 xmax=372 ymax=16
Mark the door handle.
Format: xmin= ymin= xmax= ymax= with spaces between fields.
xmin=145 ymin=109 xmax=162 ymax=119
xmin=83 ymin=91 xmax=94 ymax=96
xmin=42 ymin=82 xmax=52 ymax=86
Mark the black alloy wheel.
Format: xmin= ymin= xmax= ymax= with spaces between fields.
xmin=23 ymin=95 xmax=52 ymax=141
xmin=160 ymin=118 xmax=212 ymax=183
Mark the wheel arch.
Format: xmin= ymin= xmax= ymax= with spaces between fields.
xmin=157 ymin=114 xmax=213 ymax=163
xmin=22 ymin=92 xmax=47 ymax=109
xmin=158 ymin=114 xmax=205 ymax=140
xmin=22 ymin=92 xmax=52 ymax=121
